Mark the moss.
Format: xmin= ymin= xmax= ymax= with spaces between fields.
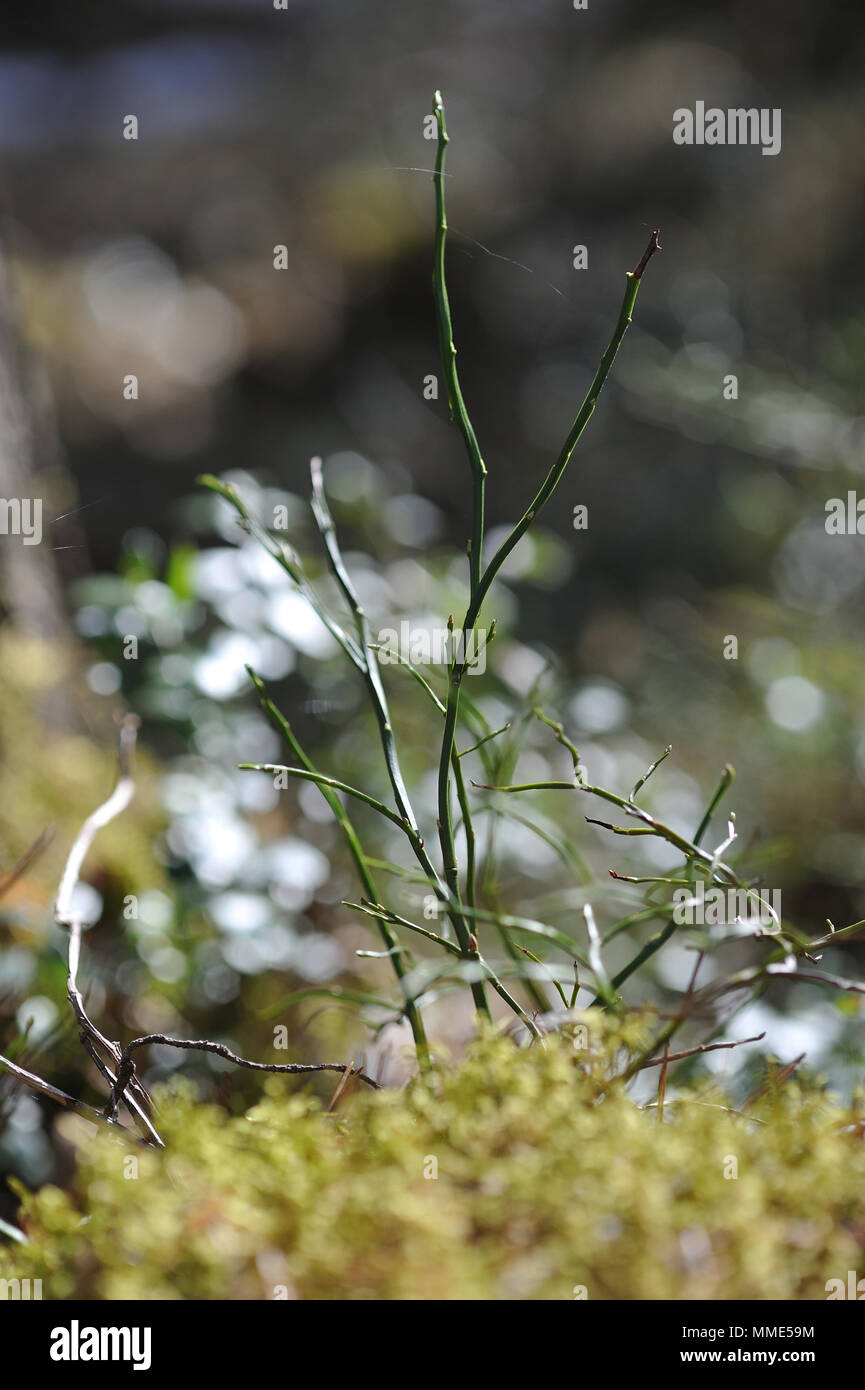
xmin=3 ymin=1023 xmax=865 ymax=1300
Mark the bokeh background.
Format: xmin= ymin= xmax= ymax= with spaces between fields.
xmin=2 ymin=0 xmax=865 ymax=1199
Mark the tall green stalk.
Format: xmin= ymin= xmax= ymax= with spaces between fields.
xmin=199 ymin=95 xmax=661 ymax=1062
xmin=430 ymin=88 xmax=659 ymax=1024
xmin=246 ymin=668 xmax=431 ymax=1070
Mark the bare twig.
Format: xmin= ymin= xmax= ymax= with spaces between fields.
xmin=641 ymin=1097 xmax=767 ymax=1124
xmin=53 ymin=715 xmax=163 ymax=1145
xmin=0 ymin=740 xmax=160 ymax=1145
xmin=0 ymin=1050 xmax=144 ymax=1142
xmin=0 ymin=829 xmax=54 ymax=900
xmin=105 ymin=1034 xmax=380 ymax=1120
xmin=774 ymin=969 xmax=865 ymax=997
xmin=327 ymin=1064 xmax=362 ymax=1112
xmin=43 ymin=716 xmax=383 ymax=1144
xmin=55 ymin=716 xmax=137 ymax=927
xmin=656 ymin=1042 xmax=670 ymax=1123
xmin=632 ymin=228 xmax=661 ymax=281
xmin=743 ymin=1052 xmax=807 ymax=1110
xmin=63 ymin=917 xmax=163 ymax=1146
xmin=634 ymin=1031 xmax=766 ymax=1072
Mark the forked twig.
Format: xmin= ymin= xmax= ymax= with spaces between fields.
xmin=54 ymin=715 xmax=162 ymax=1145
xmin=3 ymin=717 xmax=381 ymax=1150
xmin=0 ymin=1050 xmax=143 ymax=1141
xmin=105 ymin=1035 xmax=379 ymax=1121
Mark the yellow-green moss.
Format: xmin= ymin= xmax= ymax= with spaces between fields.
xmin=0 ymin=630 xmax=166 ymax=929
xmin=3 ymin=1024 xmax=865 ymax=1300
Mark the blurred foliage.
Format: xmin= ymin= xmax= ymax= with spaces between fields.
xmin=0 ymin=629 xmax=162 ymax=908
xmin=3 ymin=0 xmax=865 ymax=1212
xmin=0 ymin=630 xmax=167 ymax=1189
xmin=4 ymin=1023 xmax=865 ymax=1301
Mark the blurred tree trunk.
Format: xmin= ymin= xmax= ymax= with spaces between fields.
xmin=0 ymin=238 xmax=84 ymax=734
xmin=0 ymin=241 xmax=69 ymax=644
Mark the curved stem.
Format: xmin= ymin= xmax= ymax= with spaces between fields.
xmin=247 ymin=668 xmax=430 ymax=1070
xmin=432 ymin=90 xmax=487 ymax=600
xmin=433 ymin=225 xmax=660 ymax=1024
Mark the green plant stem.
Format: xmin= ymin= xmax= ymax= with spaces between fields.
xmin=477 ymin=773 xmax=745 ymax=892
xmin=479 ymin=867 xmax=552 ymax=1015
xmin=592 ymin=767 xmax=738 ymax=1009
xmin=206 ymin=475 xmax=535 ymax=1040
xmin=239 ymin=763 xmax=422 ymax=840
xmin=346 ymin=900 xmax=464 ymax=956
xmin=347 ymin=902 xmax=541 ymax=1040
xmin=309 ymin=457 xmax=492 ymax=1022
xmin=514 ymin=945 xmax=571 ymax=1008
xmin=474 ymin=711 xmax=554 ymax=1012
xmin=474 ymin=229 xmax=659 ymax=624
xmin=432 ymin=91 xmax=487 ymax=600
xmin=451 ymin=743 xmax=478 ymax=920
xmin=694 ymin=764 xmax=736 ymax=846
xmin=245 ymin=669 xmax=430 ymax=1068
xmin=197 ymin=475 xmax=365 ymax=667
xmin=433 ymin=224 xmax=659 ymax=1025
xmin=452 ymin=901 xmax=590 ymax=969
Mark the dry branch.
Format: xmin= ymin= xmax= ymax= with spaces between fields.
xmin=2 ymin=716 xmax=378 ymax=1151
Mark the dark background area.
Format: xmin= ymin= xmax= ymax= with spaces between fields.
xmin=2 ymin=0 xmax=861 ymax=600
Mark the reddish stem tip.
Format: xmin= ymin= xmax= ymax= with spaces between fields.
xmin=633 ymin=228 xmax=661 ymax=280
